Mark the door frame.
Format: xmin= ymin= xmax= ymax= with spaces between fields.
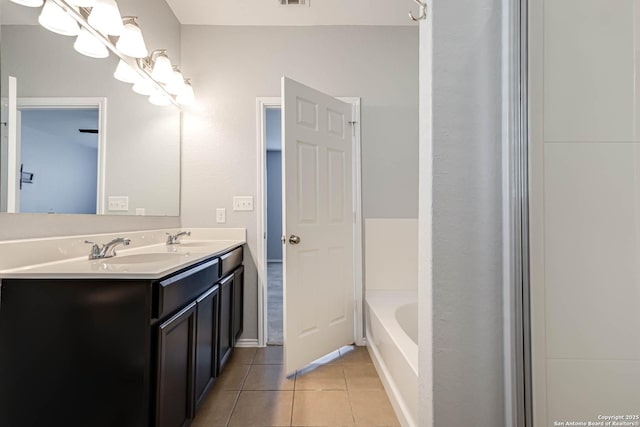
xmin=13 ymin=97 xmax=108 ymax=214
xmin=255 ymin=96 xmax=364 ymax=348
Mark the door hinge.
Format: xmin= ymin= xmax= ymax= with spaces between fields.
xmin=348 ymin=121 xmax=357 ymax=137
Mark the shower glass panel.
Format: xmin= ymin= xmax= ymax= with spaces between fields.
xmin=530 ymin=1 xmax=640 ymax=426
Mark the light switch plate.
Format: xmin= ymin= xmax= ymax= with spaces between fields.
xmin=216 ymin=208 xmax=226 ymax=223
xmin=232 ymin=196 xmax=253 ymax=211
xmin=108 ymin=196 xmax=129 ymax=211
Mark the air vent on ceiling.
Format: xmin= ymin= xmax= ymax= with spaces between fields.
xmin=278 ymin=0 xmax=309 ymax=6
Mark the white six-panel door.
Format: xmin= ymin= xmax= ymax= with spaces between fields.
xmin=281 ymin=77 xmax=355 ymax=374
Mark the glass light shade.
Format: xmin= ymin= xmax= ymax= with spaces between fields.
xmin=74 ymin=28 xmax=109 ymax=58
xmin=38 ymin=0 xmax=80 ymax=36
xmin=66 ymin=0 xmax=96 ymax=6
xmin=116 ymin=19 xmax=148 ymax=58
xmin=150 ymin=52 xmax=173 ymax=84
xmin=165 ymin=69 xmax=184 ymax=95
xmin=9 ymin=0 xmax=44 ymax=7
xmin=88 ymin=0 xmax=124 ymax=36
xmin=113 ymin=60 xmax=138 ymax=84
xmin=177 ymin=81 xmax=195 ymax=106
xmin=132 ymin=78 xmax=154 ymax=96
xmin=149 ymin=91 xmax=171 ymax=107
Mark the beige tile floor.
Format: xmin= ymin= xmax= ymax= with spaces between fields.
xmin=191 ymin=345 xmax=400 ymax=427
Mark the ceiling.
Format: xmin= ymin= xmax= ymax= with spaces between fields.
xmin=164 ymin=0 xmax=415 ymax=26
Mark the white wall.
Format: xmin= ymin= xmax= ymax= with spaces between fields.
xmin=530 ymin=0 xmax=640 ymax=424
xmin=180 ymin=25 xmax=418 ymax=341
xmin=420 ymin=1 xmax=506 ymax=425
xmin=365 ymin=218 xmax=417 ymax=291
xmin=0 ymin=0 xmax=182 ymax=240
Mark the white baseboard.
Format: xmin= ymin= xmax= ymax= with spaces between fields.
xmin=235 ymin=339 xmax=261 ymax=348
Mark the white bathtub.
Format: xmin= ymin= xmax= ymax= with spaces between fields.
xmin=365 ymin=291 xmax=418 ymax=427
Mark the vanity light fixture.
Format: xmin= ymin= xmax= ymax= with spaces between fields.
xmin=116 ymin=17 xmax=148 ymax=59
xmin=10 ymin=0 xmax=195 ymax=108
xmin=113 ymin=59 xmax=138 ymax=84
xmin=149 ymin=90 xmax=171 ymax=107
xmin=177 ymin=79 xmax=195 ymax=106
xmin=9 ymin=0 xmax=44 ymax=7
xmin=150 ymin=50 xmax=173 ymax=84
xmin=165 ymin=66 xmax=185 ymax=96
xmin=87 ymin=0 xmax=124 ymax=36
xmin=74 ymin=27 xmax=109 ymax=58
xmin=39 ymin=0 xmax=80 ymax=36
xmin=132 ymin=77 xmax=154 ymax=96
xmin=65 ymin=0 xmax=95 ymax=6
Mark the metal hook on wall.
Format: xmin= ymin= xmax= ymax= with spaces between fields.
xmin=409 ymin=0 xmax=427 ymax=21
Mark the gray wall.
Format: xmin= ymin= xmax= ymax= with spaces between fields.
xmin=427 ymin=1 xmax=505 ymax=426
xmin=266 ymin=151 xmax=282 ymax=261
xmin=20 ymin=109 xmax=98 ymax=214
xmin=0 ymin=0 xmax=182 ymax=240
xmin=180 ymin=25 xmax=419 ymax=341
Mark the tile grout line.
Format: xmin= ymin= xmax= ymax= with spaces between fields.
xmin=225 ymin=357 xmax=254 ymax=427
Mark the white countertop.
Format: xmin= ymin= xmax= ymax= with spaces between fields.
xmin=0 ymin=228 xmax=246 ymax=280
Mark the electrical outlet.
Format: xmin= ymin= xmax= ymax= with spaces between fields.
xmin=232 ymin=196 xmax=253 ymax=212
xmin=108 ymin=196 xmax=129 ymax=211
xmin=135 ymin=208 xmax=145 ymax=216
xmin=216 ymin=208 xmax=226 ymax=223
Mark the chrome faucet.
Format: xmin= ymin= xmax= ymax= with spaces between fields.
xmin=85 ymin=237 xmax=131 ymax=260
xmin=166 ymin=231 xmax=191 ymax=245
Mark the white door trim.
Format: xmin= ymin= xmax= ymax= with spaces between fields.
xmin=256 ymin=96 xmax=364 ymax=348
xmin=14 ymin=97 xmax=108 ymax=215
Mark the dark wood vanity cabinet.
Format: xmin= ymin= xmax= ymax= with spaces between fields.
xmin=0 ymin=244 xmax=244 ymax=427
xmin=218 ymin=273 xmax=234 ymax=372
xmin=194 ymin=285 xmax=219 ymax=409
xmin=156 ymin=302 xmax=197 ymax=427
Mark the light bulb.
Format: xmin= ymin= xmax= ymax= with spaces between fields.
xmin=177 ymin=80 xmax=195 ymax=106
xmin=114 ymin=60 xmax=138 ymax=84
xmin=149 ymin=91 xmax=171 ymax=107
xmin=38 ymin=0 xmax=80 ymax=36
xmin=9 ymin=0 xmax=44 ymax=7
xmin=88 ymin=0 xmax=124 ymax=36
xmin=74 ymin=28 xmax=109 ymax=59
xmin=66 ymin=0 xmax=96 ymax=6
xmin=132 ymin=78 xmax=154 ymax=96
xmin=165 ymin=67 xmax=184 ymax=96
xmin=150 ymin=51 xmax=173 ymax=84
xmin=116 ymin=17 xmax=148 ymax=59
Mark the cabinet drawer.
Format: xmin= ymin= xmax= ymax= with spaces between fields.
xmin=220 ymin=246 xmax=243 ymax=278
xmin=155 ymin=259 xmax=220 ymax=319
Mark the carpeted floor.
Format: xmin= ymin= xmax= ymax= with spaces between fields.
xmin=267 ymin=262 xmax=283 ymax=345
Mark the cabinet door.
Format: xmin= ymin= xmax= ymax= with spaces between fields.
xmin=195 ymin=285 xmax=219 ymax=409
xmin=232 ymin=266 xmax=244 ymax=342
xmin=156 ymin=302 xmax=197 ymax=427
xmin=218 ymin=274 xmax=234 ymax=373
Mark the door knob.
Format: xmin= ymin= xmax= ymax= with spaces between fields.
xmin=289 ymin=235 xmax=301 ymax=245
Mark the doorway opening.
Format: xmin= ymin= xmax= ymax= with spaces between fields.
xmin=265 ymin=107 xmax=284 ymax=345
xmin=1 ymin=96 xmax=107 ymax=214
xmin=256 ymin=94 xmax=364 ymax=359
xmin=20 ymin=108 xmax=99 ymax=214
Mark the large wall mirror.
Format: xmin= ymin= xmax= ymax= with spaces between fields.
xmin=0 ymin=0 xmax=181 ymax=216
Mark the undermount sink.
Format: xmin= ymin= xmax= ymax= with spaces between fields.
xmin=173 ymin=241 xmax=217 ymax=248
xmin=100 ymin=253 xmax=188 ymax=265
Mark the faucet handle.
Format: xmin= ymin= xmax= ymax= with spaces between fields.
xmin=85 ymin=240 xmax=101 ymax=259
